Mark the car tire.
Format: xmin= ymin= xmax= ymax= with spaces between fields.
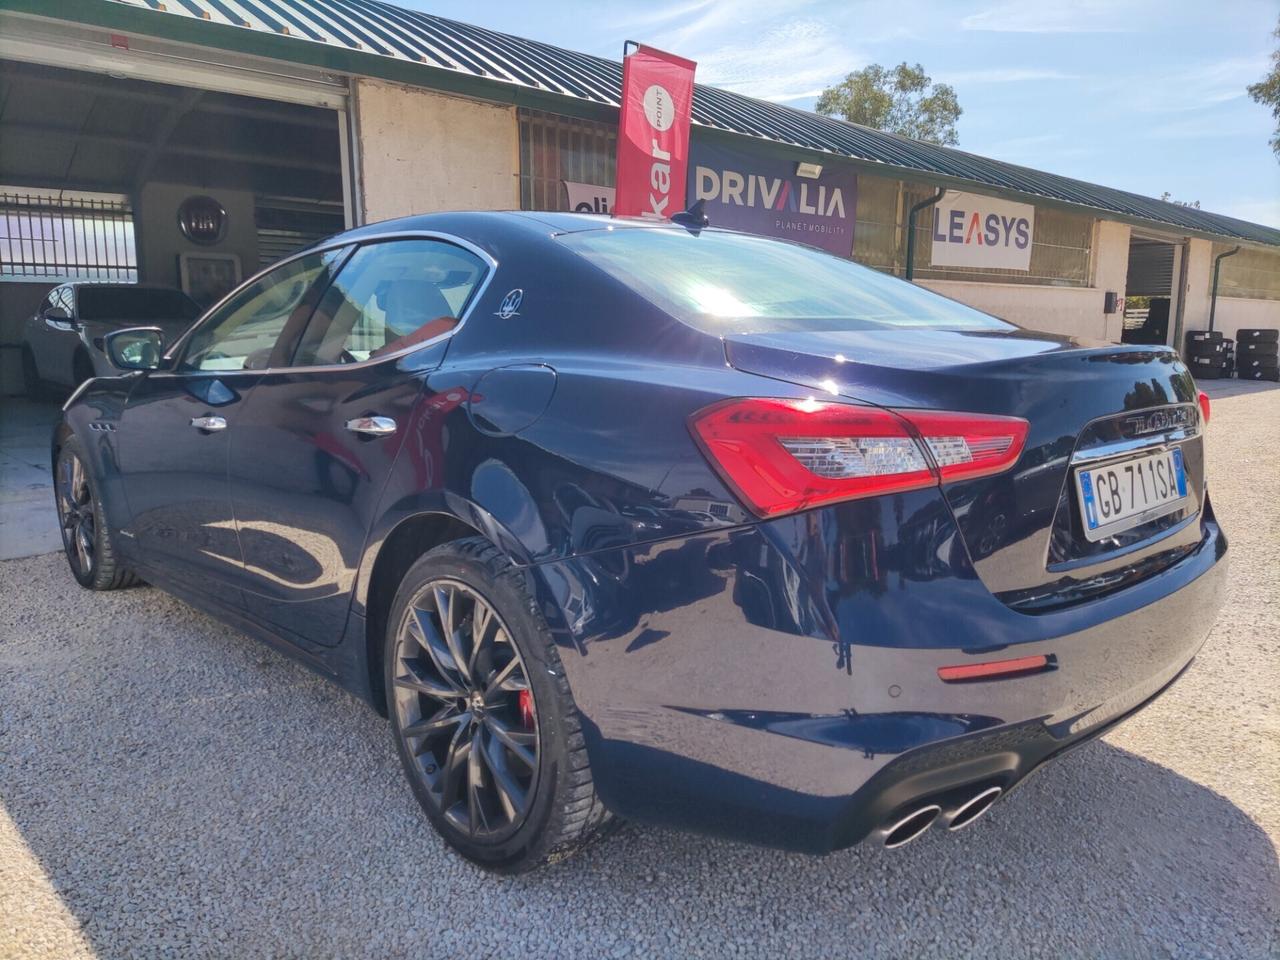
xmin=384 ymin=537 xmax=614 ymax=872
xmin=54 ymin=435 xmax=140 ymax=591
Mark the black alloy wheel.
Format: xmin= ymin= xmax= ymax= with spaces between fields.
xmin=54 ymin=437 xmax=138 ymax=591
xmin=392 ymin=577 xmax=539 ymax=840
xmin=56 ymin=447 xmax=97 ymax=583
xmin=385 ymin=539 xmax=613 ymax=872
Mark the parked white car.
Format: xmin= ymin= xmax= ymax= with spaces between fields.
xmin=22 ymin=282 xmax=202 ymax=393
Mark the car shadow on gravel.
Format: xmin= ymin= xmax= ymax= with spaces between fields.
xmin=2 ymin=560 xmax=1277 ymax=959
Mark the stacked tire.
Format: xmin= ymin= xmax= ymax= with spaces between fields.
xmin=1184 ymin=330 xmax=1229 ymax=380
xmin=1234 ymin=329 xmax=1279 ymax=381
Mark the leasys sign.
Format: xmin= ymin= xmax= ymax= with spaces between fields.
xmin=931 ymin=191 xmax=1035 ymax=271
xmin=688 ymin=141 xmax=857 ymax=256
xmin=613 ymin=45 xmax=696 ymax=219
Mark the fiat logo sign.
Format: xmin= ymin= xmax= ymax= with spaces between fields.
xmin=178 ymin=195 xmax=227 ymax=245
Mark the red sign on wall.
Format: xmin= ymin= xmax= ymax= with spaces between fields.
xmin=613 ymin=44 xmax=696 ymax=220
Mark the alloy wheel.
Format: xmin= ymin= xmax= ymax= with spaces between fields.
xmin=392 ymin=579 xmax=539 ymax=840
xmin=56 ymin=452 xmax=95 ymax=577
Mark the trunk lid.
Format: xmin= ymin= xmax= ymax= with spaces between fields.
xmin=725 ymin=327 xmax=1207 ymax=610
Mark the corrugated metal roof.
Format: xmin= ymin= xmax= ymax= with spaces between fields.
xmin=106 ymin=0 xmax=1279 ymax=247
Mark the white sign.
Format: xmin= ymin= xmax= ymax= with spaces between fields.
xmin=563 ymin=181 xmax=615 ymax=214
xmin=930 ymin=191 xmax=1035 ymax=271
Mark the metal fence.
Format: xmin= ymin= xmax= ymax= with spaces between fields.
xmin=0 ymin=190 xmax=138 ymax=282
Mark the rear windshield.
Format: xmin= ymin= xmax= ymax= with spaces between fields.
xmin=559 ymin=227 xmax=1014 ymax=334
xmin=77 ymin=287 xmax=202 ymax=323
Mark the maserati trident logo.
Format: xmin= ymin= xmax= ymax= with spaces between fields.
xmin=495 ymin=289 xmax=523 ymax=319
xmin=1124 ymin=407 xmax=1193 ymax=436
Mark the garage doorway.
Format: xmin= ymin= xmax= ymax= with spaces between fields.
xmin=0 ymin=58 xmax=348 ymax=393
xmin=0 ymin=56 xmax=349 ymax=557
xmin=1121 ymin=234 xmax=1184 ymax=346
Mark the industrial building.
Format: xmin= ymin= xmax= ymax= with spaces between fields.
xmin=1 ymin=0 xmax=1277 ymax=395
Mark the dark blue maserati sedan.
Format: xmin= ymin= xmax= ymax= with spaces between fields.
xmin=55 ymin=211 xmax=1227 ymax=871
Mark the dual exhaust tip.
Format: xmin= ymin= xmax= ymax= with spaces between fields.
xmin=881 ymin=785 xmax=1003 ymax=849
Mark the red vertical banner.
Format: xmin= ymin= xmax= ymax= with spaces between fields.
xmin=613 ymin=44 xmax=696 ymax=219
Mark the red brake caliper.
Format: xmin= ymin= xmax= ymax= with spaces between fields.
xmin=518 ymin=689 xmax=535 ymax=729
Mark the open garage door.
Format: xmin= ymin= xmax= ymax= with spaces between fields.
xmin=0 ymin=57 xmax=349 ymax=395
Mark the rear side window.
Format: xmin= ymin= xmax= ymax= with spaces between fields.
xmin=291 ymin=238 xmax=486 ymax=367
xmin=559 ymin=227 xmax=1014 ymax=334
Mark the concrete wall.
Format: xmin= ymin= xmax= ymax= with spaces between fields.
xmin=136 ymin=182 xmax=258 ymax=301
xmin=353 ymin=79 xmax=518 ymax=223
xmin=1207 ymin=297 xmax=1280 ymax=340
xmin=920 ymin=219 xmax=1132 ymax=342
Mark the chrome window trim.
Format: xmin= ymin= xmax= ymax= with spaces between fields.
xmin=158 ymin=230 xmax=497 ymax=377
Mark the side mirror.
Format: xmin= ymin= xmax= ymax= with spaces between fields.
xmin=43 ymin=305 xmax=71 ymax=321
xmin=104 ymin=327 xmax=166 ymax=371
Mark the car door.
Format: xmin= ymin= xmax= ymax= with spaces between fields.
xmin=225 ymin=236 xmax=492 ymax=646
xmin=115 ymin=249 xmax=346 ymax=603
xmin=29 ymin=285 xmax=77 ymax=385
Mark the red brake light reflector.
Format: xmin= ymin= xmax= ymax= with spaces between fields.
xmin=689 ymin=398 xmax=1029 ymax=518
xmin=689 ymin=398 xmax=934 ymax=517
xmin=899 ymin=410 xmax=1030 ymax=482
xmin=1197 ymin=390 xmax=1210 ymax=426
xmin=938 ymin=654 xmax=1049 ymax=683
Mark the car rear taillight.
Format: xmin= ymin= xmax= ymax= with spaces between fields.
xmin=1197 ymin=390 xmax=1210 ymax=426
xmin=689 ymin=398 xmax=1028 ymax=518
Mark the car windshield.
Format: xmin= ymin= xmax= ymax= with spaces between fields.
xmin=559 ymin=227 xmax=1015 ymax=335
xmin=77 ymin=287 xmax=202 ymax=323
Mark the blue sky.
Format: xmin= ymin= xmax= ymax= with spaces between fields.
xmin=400 ymin=0 xmax=1280 ymax=227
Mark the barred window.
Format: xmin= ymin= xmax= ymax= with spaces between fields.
xmin=1212 ymin=244 xmax=1280 ymax=301
xmin=0 ymin=188 xmax=137 ymax=282
xmin=518 ymin=108 xmax=616 ymax=212
xmin=852 ymin=174 xmax=901 ymax=272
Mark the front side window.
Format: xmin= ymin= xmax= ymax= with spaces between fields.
xmin=291 ymin=239 xmax=486 ymax=367
xmin=559 ymin=227 xmax=1015 ymax=335
xmin=180 ymin=250 xmax=340 ymax=372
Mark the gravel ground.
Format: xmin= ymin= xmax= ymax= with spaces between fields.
xmin=1 ymin=382 xmax=1277 ymax=960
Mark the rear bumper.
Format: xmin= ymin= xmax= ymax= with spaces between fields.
xmin=534 ymin=492 xmax=1228 ymax=853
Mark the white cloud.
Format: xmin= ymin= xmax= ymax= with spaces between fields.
xmin=677 ymin=17 xmax=862 ymax=104
xmin=961 ymin=0 xmax=1144 ymax=33
xmin=1217 ymin=198 xmax=1280 ymax=229
xmin=937 ymin=68 xmax=1080 ymax=84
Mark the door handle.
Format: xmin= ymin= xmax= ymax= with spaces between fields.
xmin=345 ymin=415 xmax=397 ymax=437
xmin=190 ymin=416 xmax=227 ymax=432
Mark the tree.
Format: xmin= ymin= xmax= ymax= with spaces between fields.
xmin=1248 ymin=16 xmax=1280 ymax=158
xmin=816 ymin=63 xmax=961 ymax=146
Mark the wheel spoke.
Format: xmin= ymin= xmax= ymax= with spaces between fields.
xmin=70 ymin=455 xmax=88 ymax=505
xmin=466 ymin=730 xmax=488 ymax=836
xmin=485 ymin=657 xmax=528 ymax=698
xmin=75 ymin=525 xmax=92 ymax=572
xmin=408 ymin=609 xmax=465 ymax=692
xmin=402 ymin=704 xmax=464 ymax=740
xmin=434 ymin=585 xmax=473 ymax=687
xmin=485 ymin=715 xmax=537 ymax=768
xmin=438 ymin=713 xmax=473 ymax=805
xmin=394 ymin=669 xmax=459 ymax=701
xmin=479 ymin=726 xmax=527 ymax=821
xmin=467 ymin=601 xmax=497 ymax=679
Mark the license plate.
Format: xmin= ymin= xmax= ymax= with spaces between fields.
xmin=1074 ymin=447 xmax=1187 ymax=541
